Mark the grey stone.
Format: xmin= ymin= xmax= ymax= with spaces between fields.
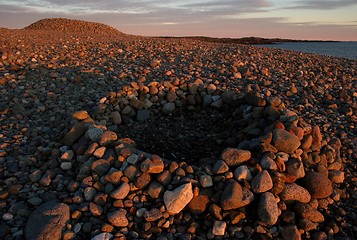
xmin=258 ymin=192 xmax=279 ymax=225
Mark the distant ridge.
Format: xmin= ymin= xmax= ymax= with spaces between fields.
xmin=24 ymin=18 xmax=124 ymax=37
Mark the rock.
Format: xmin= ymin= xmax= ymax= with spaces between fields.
xmin=328 ymin=170 xmax=344 ymax=183
xmin=220 ymin=180 xmax=243 ymax=210
xmin=301 ymin=171 xmax=333 ymax=199
xmin=251 ymin=170 xmax=273 ymax=193
xmin=234 ymin=165 xmax=252 ymax=181
xmin=260 ymin=155 xmax=277 ymax=170
xmin=107 ymin=209 xmax=128 ymax=227
xmin=286 ymin=158 xmax=305 ymax=179
xmin=144 ymin=208 xmax=163 ymax=222
xmin=63 ymin=121 xmax=89 ymax=146
xmin=111 ymin=111 xmax=122 ymax=124
xmin=28 ymin=197 xmax=43 ymax=206
xmin=280 ymin=183 xmax=311 ymax=203
xmin=164 ymin=183 xmax=193 ymax=214
xmin=135 ymin=172 xmax=151 ymax=189
xmin=91 ymin=159 xmax=110 ymax=175
xmin=141 ymin=157 xmax=164 ymax=173
xmin=294 ymin=203 xmax=325 ymax=223
xmin=99 ymin=131 xmax=117 ymax=146
xmin=221 ymin=148 xmax=251 ymax=166
xmin=86 ymin=127 xmax=104 ymax=142
xmin=60 ymin=162 xmax=72 ymax=170
xmin=136 ymin=109 xmax=150 ymax=122
xmin=25 ymin=201 xmax=70 ymax=240
xmin=72 ymin=110 xmax=89 ymax=120
xmin=212 ymin=221 xmax=226 ymax=236
xmin=147 ymin=181 xmax=164 ymax=199
xmin=199 ymin=175 xmax=213 ymax=187
xmin=187 ymin=188 xmax=212 ymax=214
xmin=91 ymin=232 xmax=114 ymax=240
xmin=272 ymin=129 xmax=301 ymax=154
xmin=110 ymin=182 xmax=130 ymax=200
xmin=258 ymin=192 xmax=279 ymax=225
xmin=282 ymin=225 xmax=301 ymax=240
xmin=212 ymin=160 xmax=229 ymax=174
xmin=162 ymin=102 xmax=175 ymax=113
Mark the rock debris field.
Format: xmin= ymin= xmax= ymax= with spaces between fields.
xmin=0 ymin=18 xmax=356 ymax=240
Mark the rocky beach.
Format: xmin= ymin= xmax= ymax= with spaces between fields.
xmin=0 ymin=18 xmax=356 ymax=240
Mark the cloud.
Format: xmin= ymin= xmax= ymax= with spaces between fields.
xmin=283 ymin=0 xmax=357 ymax=10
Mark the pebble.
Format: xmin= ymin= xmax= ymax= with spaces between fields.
xmin=110 ymin=182 xmax=130 ymax=200
xmin=251 ymin=170 xmax=273 ymax=193
xmin=302 ymin=171 xmax=333 ymax=199
xmin=234 ymin=165 xmax=252 ymax=181
xmin=272 ymin=129 xmax=301 ymax=154
xmin=163 ymin=183 xmax=193 ymax=214
xmin=221 ymin=148 xmax=251 ymax=166
xmin=199 ymin=174 xmax=213 ymax=187
xmin=280 ymin=183 xmax=311 ymax=203
xmin=220 ymin=180 xmax=243 ymax=210
xmin=107 ymin=209 xmax=129 ymax=227
xmin=212 ymin=221 xmax=226 ymax=236
xmin=258 ymin=192 xmax=279 ymax=225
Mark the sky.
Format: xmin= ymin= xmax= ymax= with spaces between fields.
xmin=0 ymin=0 xmax=356 ymax=41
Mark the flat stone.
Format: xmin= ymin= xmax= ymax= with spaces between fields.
xmin=221 ymin=148 xmax=251 ymax=166
xmin=28 ymin=197 xmax=43 ymax=206
xmin=164 ymin=183 xmax=193 ymax=214
xmin=107 ymin=209 xmax=128 ymax=227
xmin=280 ymin=183 xmax=311 ymax=203
xmin=162 ymin=102 xmax=175 ymax=113
xmin=301 ymin=171 xmax=333 ymax=199
xmin=91 ymin=233 xmax=114 ymax=240
xmin=220 ymin=180 xmax=243 ymax=210
xmin=72 ymin=110 xmax=89 ymax=120
xmin=258 ymin=192 xmax=279 ymax=225
xmin=144 ymin=208 xmax=163 ymax=222
xmin=25 ymin=201 xmax=70 ymax=240
xmin=272 ymin=129 xmax=301 ymax=154
xmin=251 ymin=170 xmax=273 ymax=193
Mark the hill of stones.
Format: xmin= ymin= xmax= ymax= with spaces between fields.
xmin=51 ymin=79 xmax=346 ymax=240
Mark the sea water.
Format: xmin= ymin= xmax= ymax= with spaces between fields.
xmin=256 ymin=42 xmax=357 ymax=60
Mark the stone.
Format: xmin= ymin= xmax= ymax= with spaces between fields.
xmin=221 ymin=148 xmax=251 ymax=166
xmin=107 ymin=209 xmax=128 ymax=227
xmin=91 ymin=233 xmax=114 ymax=240
xmin=99 ymin=131 xmax=117 ymax=146
xmin=328 ymin=170 xmax=344 ymax=183
xmin=294 ymin=203 xmax=325 ymax=223
xmin=286 ymin=158 xmax=305 ymax=179
xmin=258 ymin=192 xmax=279 ymax=225
xmin=199 ymin=175 xmax=213 ymax=187
xmin=135 ymin=172 xmax=151 ymax=189
xmin=301 ymin=171 xmax=333 ymax=199
xmin=144 ymin=208 xmax=163 ymax=222
xmin=234 ymin=165 xmax=252 ymax=181
xmin=136 ymin=109 xmax=150 ymax=122
xmin=147 ymin=181 xmax=164 ymax=199
xmin=29 ymin=170 xmax=42 ymax=183
xmin=282 ymin=225 xmax=301 ymax=240
xmin=111 ymin=111 xmax=122 ymax=125
xmin=141 ymin=158 xmax=164 ymax=173
xmin=25 ymin=201 xmax=70 ymax=240
xmin=280 ymin=183 xmax=311 ymax=203
xmin=60 ymin=162 xmax=72 ymax=170
xmin=260 ymin=155 xmax=277 ymax=170
xmin=162 ymin=102 xmax=175 ymax=113
xmin=28 ymin=197 xmax=43 ymax=206
xmin=212 ymin=221 xmax=226 ymax=236
xmin=187 ymin=188 xmax=212 ymax=215
xmin=220 ymin=180 xmax=243 ymax=210
xmin=272 ymin=129 xmax=301 ymax=154
xmin=72 ymin=110 xmax=89 ymax=120
xmin=251 ymin=170 xmax=273 ymax=193
xmin=91 ymin=159 xmax=110 ymax=175
xmin=212 ymin=160 xmax=229 ymax=174
xmin=110 ymin=182 xmax=130 ymax=200
xmin=86 ymin=127 xmax=104 ymax=143
xmin=63 ymin=121 xmax=89 ymax=146
xmin=164 ymin=183 xmax=193 ymax=214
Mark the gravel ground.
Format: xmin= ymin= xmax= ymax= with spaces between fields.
xmin=0 ymin=19 xmax=356 ymax=240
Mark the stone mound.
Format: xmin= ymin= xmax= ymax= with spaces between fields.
xmin=24 ymin=18 xmax=124 ymax=36
xmin=57 ymin=80 xmax=344 ymax=239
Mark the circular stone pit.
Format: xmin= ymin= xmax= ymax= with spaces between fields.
xmin=52 ymin=80 xmax=345 ymax=239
